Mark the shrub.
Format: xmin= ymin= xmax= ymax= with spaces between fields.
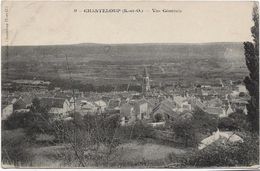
xmin=4 ymin=111 xmax=32 ymax=130
xmin=169 ymin=118 xmax=198 ymax=147
xmin=2 ymin=129 xmax=32 ymax=166
xmin=228 ymin=112 xmax=250 ymax=131
xmin=192 ymin=107 xmax=218 ymax=134
xmin=59 ymin=113 xmax=122 ymax=167
xmin=115 ymin=121 xmax=154 ymax=140
xmin=218 ymin=117 xmax=237 ymax=131
xmin=168 ymin=132 xmax=259 ymax=167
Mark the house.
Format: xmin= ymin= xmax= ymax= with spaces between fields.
xmin=13 ymin=99 xmax=31 ymax=112
xmin=180 ymin=101 xmax=192 ymax=112
xmin=2 ymin=104 xmax=14 ymax=120
xmin=13 ymin=99 xmax=27 ymax=111
xmin=201 ymin=90 xmax=209 ymax=96
xmin=229 ymin=98 xmax=249 ymax=114
xmin=54 ymin=93 xmax=76 ymax=110
xmin=2 ymin=97 xmax=17 ymax=120
xmin=106 ymin=98 xmax=121 ymax=114
xmin=226 ymin=103 xmax=234 ymax=115
xmin=94 ymin=100 xmax=107 ymax=114
xmin=205 ymin=107 xmax=226 ymax=117
xmin=193 ymin=98 xmax=226 ymax=117
xmin=205 ymin=98 xmax=223 ymax=108
xmin=173 ymin=95 xmax=193 ymax=112
xmin=173 ymin=96 xmax=186 ymax=107
xmin=39 ymin=97 xmax=71 ymax=118
xmin=230 ymin=90 xmax=240 ymax=97
xmin=134 ymin=99 xmax=150 ymax=120
xmin=69 ymin=97 xmax=76 ymax=110
xmin=80 ymin=100 xmax=98 ymax=114
xmin=151 ymin=99 xmax=177 ymax=122
xmin=13 ymin=93 xmax=34 ymax=111
xmin=120 ymin=98 xmax=155 ymax=125
xmin=236 ymin=84 xmax=248 ymax=93
xmin=120 ymin=103 xmax=135 ymax=125
xmin=198 ymin=129 xmax=243 ymax=150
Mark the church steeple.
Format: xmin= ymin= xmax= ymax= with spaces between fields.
xmin=143 ymin=67 xmax=149 ymax=77
xmin=142 ymin=66 xmax=150 ymax=94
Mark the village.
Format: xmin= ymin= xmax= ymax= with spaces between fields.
xmin=2 ymin=66 xmax=249 ymax=150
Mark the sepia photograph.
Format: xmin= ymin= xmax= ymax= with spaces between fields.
xmin=1 ymin=1 xmax=259 ymax=169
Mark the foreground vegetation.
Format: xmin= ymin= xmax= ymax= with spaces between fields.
xmin=2 ymin=99 xmax=259 ymax=168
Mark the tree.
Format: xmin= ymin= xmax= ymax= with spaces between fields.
xmin=192 ymin=107 xmax=218 ymax=134
xmin=60 ymin=113 xmax=122 ymax=167
xmin=169 ymin=133 xmax=259 ymax=167
xmin=171 ymin=116 xmax=197 ymax=147
xmin=244 ymin=3 xmax=259 ymax=133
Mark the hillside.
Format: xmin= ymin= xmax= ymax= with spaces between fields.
xmin=2 ymin=42 xmax=245 ymax=62
xmin=1 ymin=42 xmax=248 ymax=85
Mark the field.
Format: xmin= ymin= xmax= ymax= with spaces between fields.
xmin=2 ymin=42 xmax=248 ymax=86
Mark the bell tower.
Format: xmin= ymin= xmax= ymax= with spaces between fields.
xmin=142 ymin=67 xmax=150 ymax=94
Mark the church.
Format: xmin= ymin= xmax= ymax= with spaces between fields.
xmin=142 ymin=67 xmax=151 ymax=94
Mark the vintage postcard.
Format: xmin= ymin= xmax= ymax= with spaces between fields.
xmin=1 ymin=0 xmax=259 ymax=169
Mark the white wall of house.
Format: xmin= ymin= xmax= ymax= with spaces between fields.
xmin=49 ymin=99 xmax=71 ymax=118
xmin=81 ymin=102 xmax=97 ymax=113
xmin=226 ymin=105 xmax=234 ymax=115
xmin=49 ymin=107 xmax=65 ymax=115
xmin=94 ymin=100 xmax=107 ymax=113
xmin=181 ymin=102 xmax=192 ymax=111
xmin=2 ymin=104 xmax=13 ymax=120
xmin=128 ymin=107 xmax=136 ymax=123
xmin=137 ymin=103 xmax=149 ymax=120
xmin=63 ymin=99 xmax=71 ymax=113
xmin=237 ymin=84 xmax=248 ymax=93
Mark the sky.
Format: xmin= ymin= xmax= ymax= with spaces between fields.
xmin=1 ymin=1 xmax=255 ymax=45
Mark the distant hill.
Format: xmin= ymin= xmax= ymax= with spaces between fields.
xmin=2 ymin=42 xmax=245 ymax=62
xmin=1 ymin=42 xmax=248 ymax=84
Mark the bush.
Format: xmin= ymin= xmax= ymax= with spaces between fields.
xmin=192 ymin=107 xmax=218 ymax=134
xmin=4 ymin=111 xmax=32 ymax=130
xmin=168 ymin=133 xmax=259 ymax=167
xmin=218 ymin=117 xmax=237 ymax=131
xmin=228 ymin=112 xmax=250 ymax=131
xmin=169 ymin=118 xmax=198 ymax=147
xmin=63 ymin=113 xmax=122 ymax=167
xmin=115 ymin=121 xmax=154 ymax=140
xmin=83 ymin=113 xmax=120 ymax=142
xmin=2 ymin=129 xmax=32 ymax=166
xmin=4 ymin=100 xmax=53 ymax=136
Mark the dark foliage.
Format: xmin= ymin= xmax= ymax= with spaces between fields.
xmin=218 ymin=117 xmax=237 ymax=131
xmin=4 ymin=98 xmax=54 ymax=137
xmin=244 ymin=4 xmax=259 ymax=133
xmin=192 ymin=107 xmax=218 ymax=134
xmin=2 ymin=130 xmax=32 ymax=166
xmin=218 ymin=112 xmax=250 ymax=132
xmin=81 ymin=114 xmax=121 ymax=144
xmin=169 ymin=116 xmax=197 ymax=147
xmin=167 ymin=108 xmax=218 ymax=147
xmin=169 ymin=133 xmax=259 ymax=167
xmin=115 ymin=121 xmax=154 ymax=140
